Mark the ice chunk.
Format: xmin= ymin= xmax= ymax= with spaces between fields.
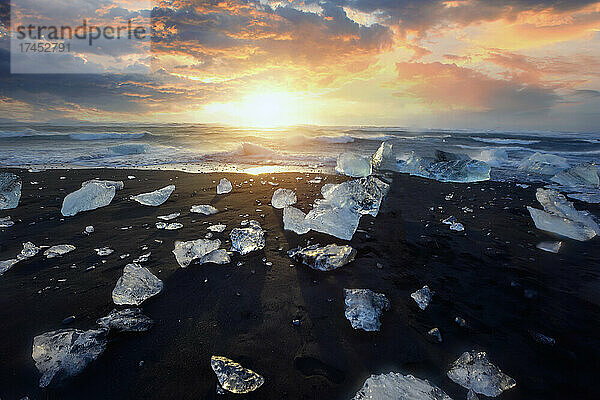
xmin=527 ymin=188 xmax=599 ymax=241
xmin=131 ymin=185 xmax=175 ymax=206
xmin=199 ymin=249 xmax=231 ymax=265
xmin=283 ymin=206 xmax=310 ymax=234
xmin=44 ymin=245 xmax=76 ymax=258
xmin=156 ymin=222 xmax=183 ymax=230
xmin=450 ymin=222 xmax=464 ymax=232
xmin=321 ymin=183 xmax=338 ymax=197
xmin=112 ymin=264 xmax=163 ymax=305
xmin=447 ymin=351 xmax=516 ymax=397
xmin=344 ymin=288 xmax=390 ymax=332
xmin=305 ymin=203 xmax=361 ymax=241
xmin=2 ymin=241 xmax=40 ymax=274
xmin=371 ymin=141 xmax=397 ymax=171
xmin=353 ymin=372 xmax=452 ymax=400
xmin=536 ymin=241 xmax=562 ymax=253
xmin=61 ymin=181 xmax=116 ymax=216
xmin=157 ymin=212 xmax=180 ymax=221
xmin=518 ymin=152 xmax=569 ymax=175
xmin=398 ymin=152 xmax=490 ymax=183
xmin=95 ymin=247 xmax=114 ymax=256
xmin=172 ymin=239 xmax=221 ymax=268
xmin=0 ymin=172 xmax=22 ymax=210
xmin=0 ymin=216 xmax=14 ymax=227
xmin=84 ymin=225 xmax=94 ymax=234
xmin=0 ymin=259 xmax=18 ymax=275
xmin=335 ymin=152 xmax=372 ymax=177
xmin=230 ymin=221 xmax=265 ymax=255
xmin=82 ymin=179 xmax=124 ymax=190
xmin=530 ymin=331 xmax=556 ymax=346
xmin=271 ymin=188 xmax=297 ymax=209
xmin=411 ymin=285 xmax=434 ymax=310
xmin=551 ymin=163 xmax=599 ymax=188
xmin=96 ymin=308 xmax=153 ymax=332
xmin=428 ymin=328 xmax=442 ymax=343
xmin=321 ymin=176 xmax=390 ymax=217
xmin=210 ymin=356 xmax=264 ymax=394
xmin=207 ymin=224 xmax=226 ymax=233
xmin=190 ymin=204 xmax=218 ymax=215
xmin=217 ymin=178 xmax=233 ymax=194
xmin=288 ymin=244 xmax=356 ymax=271
xmin=32 ymin=328 xmax=107 ymax=387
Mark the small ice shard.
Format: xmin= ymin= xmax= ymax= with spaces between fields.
xmin=0 ymin=172 xmax=22 ymax=210
xmin=156 ymin=222 xmax=183 ymax=230
xmin=371 ymin=141 xmax=396 ymax=171
xmin=44 ymin=245 xmax=76 ymax=259
xmin=96 ymin=308 xmax=153 ymax=332
xmin=336 ymin=152 xmax=372 ymax=177
xmin=283 ymin=206 xmax=310 ymax=234
xmin=442 ymin=216 xmax=457 ymax=225
xmin=271 ymin=188 xmax=297 ymax=209
xmin=112 ymin=264 xmax=163 ymax=305
xmin=230 ymin=220 xmax=265 ymax=255
xmin=536 ymin=241 xmax=562 ymax=253
xmin=288 ymin=244 xmax=356 ymax=271
xmin=467 ymin=389 xmax=479 ymax=400
xmin=95 ymin=247 xmax=114 ymax=256
xmin=61 ymin=181 xmax=116 ymax=216
xmin=551 ymin=163 xmax=599 ymax=188
xmin=190 ymin=204 xmax=218 ymax=215
xmin=447 ymin=351 xmax=516 ymax=397
xmin=19 ymin=241 xmax=41 ymax=259
xmin=32 ymin=328 xmax=107 ymax=388
xmin=0 ymin=216 xmax=14 ymax=227
xmin=82 ymin=179 xmax=124 ymax=191
xmin=133 ymin=252 xmax=151 ymax=264
xmin=527 ymin=188 xmax=599 ymax=241
xmin=411 ymin=285 xmax=434 ymax=310
xmin=207 ymin=224 xmax=226 ymax=233
xmin=398 ymin=151 xmax=490 ymax=183
xmin=172 ymin=239 xmax=221 ymax=267
xmin=157 ymin=212 xmax=180 ymax=221
xmin=217 ymin=178 xmax=233 ymax=194
xmin=210 ymin=356 xmax=264 ymax=394
xmin=518 ymin=152 xmax=569 ymax=175
xmin=516 ymin=183 xmax=529 ymax=189
xmin=530 ymin=331 xmax=556 ymax=346
xmin=428 ymin=327 xmax=442 ymax=343
xmin=84 ymin=225 xmax=94 ymax=234
xmin=131 ymin=185 xmax=175 ymax=206
xmin=353 ymin=372 xmax=452 ymax=400
xmin=450 ymin=222 xmax=464 ymax=232
xmin=200 ymin=249 xmax=231 ymax=265
xmin=344 ymin=288 xmax=390 ymax=332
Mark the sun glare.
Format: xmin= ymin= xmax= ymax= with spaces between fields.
xmin=202 ymin=90 xmax=309 ymax=127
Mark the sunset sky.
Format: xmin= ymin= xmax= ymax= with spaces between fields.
xmin=0 ymin=0 xmax=599 ymax=131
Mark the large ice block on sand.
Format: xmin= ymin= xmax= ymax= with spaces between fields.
xmin=32 ymin=328 xmax=107 ymax=387
xmin=172 ymin=239 xmax=221 ymax=268
xmin=353 ymin=372 xmax=452 ymax=400
xmin=82 ymin=179 xmax=124 ymax=190
xmin=217 ymin=178 xmax=232 ymax=194
xmin=0 ymin=172 xmax=21 ymax=210
xmin=230 ymin=220 xmax=265 ymax=255
xmin=344 ymin=289 xmax=390 ymax=332
xmin=447 ymin=351 xmax=516 ymax=397
xmin=371 ymin=141 xmax=397 ymax=171
xmin=398 ymin=151 xmax=490 ymax=183
xmin=527 ymin=188 xmax=599 ymax=241
xmin=551 ymin=163 xmax=599 ymax=188
xmin=305 ymin=203 xmax=361 ymax=241
xmin=322 ymin=176 xmax=389 ymax=217
xmin=96 ymin=308 xmax=153 ymax=332
xmin=112 ymin=264 xmax=163 ymax=305
xmin=211 ymin=356 xmax=264 ymax=394
xmin=335 ymin=152 xmax=372 ymax=177
xmin=191 ymin=204 xmax=218 ymax=215
xmin=271 ymin=188 xmax=297 ymax=209
xmin=61 ymin=181 xmax=116 ymax=216
xmin=283 ymin=206 xmax=310 ymax=234
xmin=288 ymin=244 xmax=356 ymax=271
xmin=518 ymin=152 xmax=569 ymax=175
xmin=131 ymin=185 xmax=175 ymax=206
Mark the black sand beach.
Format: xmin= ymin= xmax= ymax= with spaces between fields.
xmin=1 ymin=168 xmax=599 ymax=399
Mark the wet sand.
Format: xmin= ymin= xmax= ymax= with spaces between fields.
xmin=0 ymin=168 xmax=599 ymax=399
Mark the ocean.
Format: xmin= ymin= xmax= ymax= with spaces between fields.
xmin=0 ymin=124 xmax=598 ymax=182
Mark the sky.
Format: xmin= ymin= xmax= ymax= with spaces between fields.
xmin=0 ymin=0 xmax=599 ymax=131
